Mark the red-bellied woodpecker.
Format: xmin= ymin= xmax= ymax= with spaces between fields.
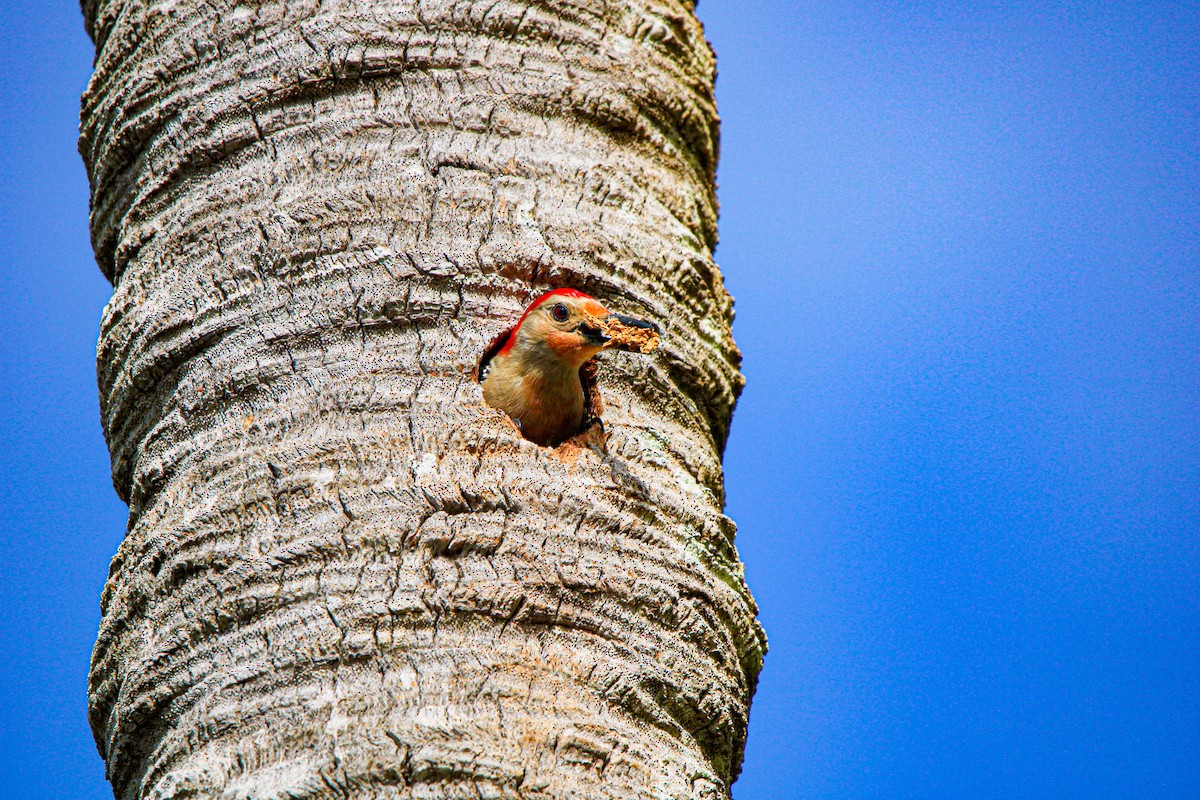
xmin=478 ymin=288 xmax=659 ymax=446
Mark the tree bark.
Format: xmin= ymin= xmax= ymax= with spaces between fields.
xmin=80 ymin=1 xmax=765 ymax=798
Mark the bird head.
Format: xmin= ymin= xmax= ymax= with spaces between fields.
xmin=498 ymin=288 xmax=659 ymax=370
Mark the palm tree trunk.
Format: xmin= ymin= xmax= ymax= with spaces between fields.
xmin=80 ymin=1 xmax=765 ymax=798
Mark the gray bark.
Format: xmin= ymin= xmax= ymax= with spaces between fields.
xmin=80 ymin=1 xmax=765 ymax=798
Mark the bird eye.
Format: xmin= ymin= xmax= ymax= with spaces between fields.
xmin=551 ymin=303 xmax=569 ymax=322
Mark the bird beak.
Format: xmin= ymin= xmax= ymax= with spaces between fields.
xmin=579 ymin=313 xmax=661 ymax=351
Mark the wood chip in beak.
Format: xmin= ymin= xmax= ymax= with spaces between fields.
xmin=581 ymin=312 xmax=661 ymax=353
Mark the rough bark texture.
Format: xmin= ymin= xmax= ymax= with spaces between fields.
xmin=81 ymin=1 xmax=765 ymax=798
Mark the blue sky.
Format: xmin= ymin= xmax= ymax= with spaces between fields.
xmin=1 ymin=1 xmax=1196 ymax=798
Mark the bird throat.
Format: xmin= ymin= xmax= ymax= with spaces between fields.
xmin=482 ymin=343 xmax=586 ymax=446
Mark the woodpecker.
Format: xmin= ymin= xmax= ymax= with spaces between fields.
xmin=479 ymin=288 xmax=659 ymax=447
